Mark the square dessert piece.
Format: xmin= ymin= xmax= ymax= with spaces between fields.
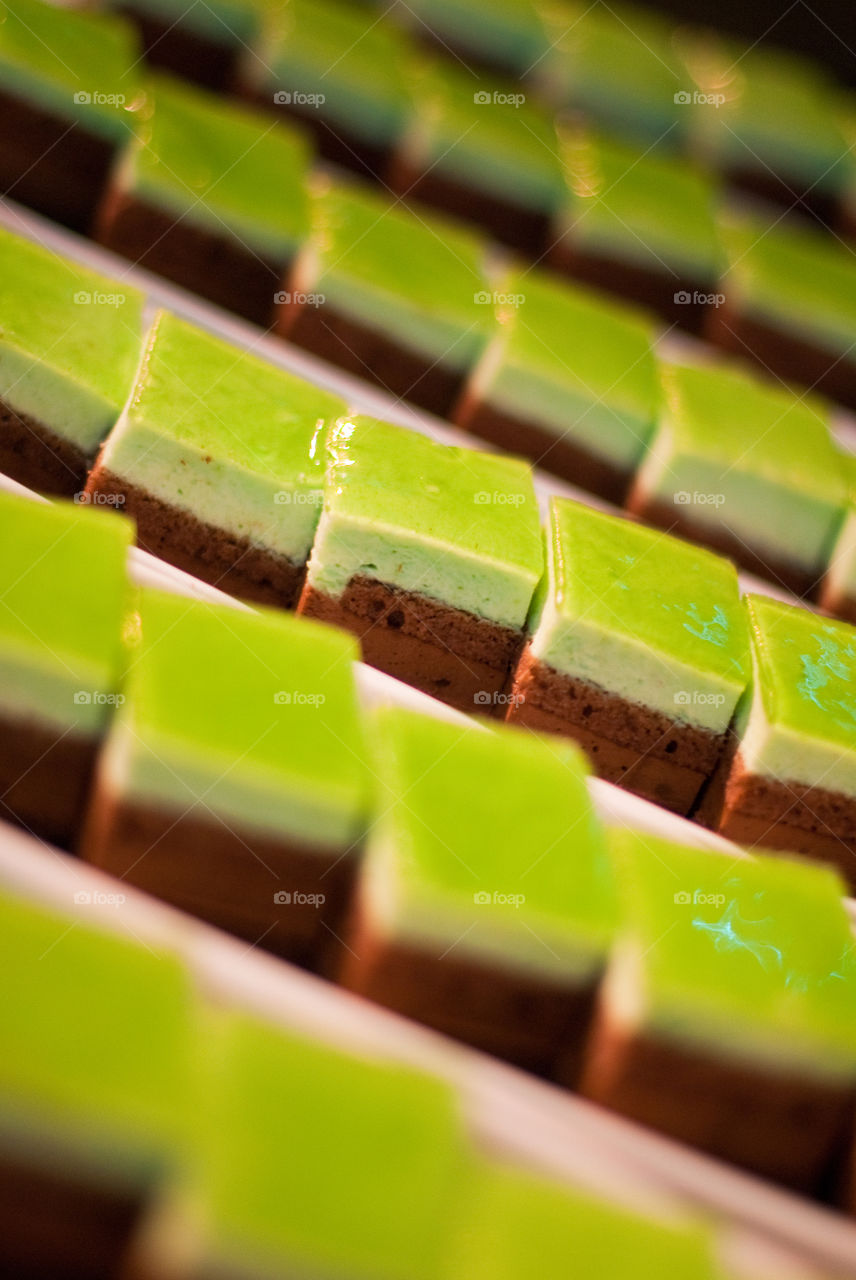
xmin=507 ymin=498 xmax=749 ymax=815
xmin=578 ymin=829 xmax=856 ymax=1193
xmin=297 ymin=415 xmax=543 ymax=712
xmin=455 ymin=269 xmax=659 ymax=504
xmin=628 ymin=361 xmax=848 ymax=598
xmin=402 ymin=0 xmax=550 ymax=75
xmin=679 ymin=36 xmax=849 ymax=220
xmin=0 ymin=490 xmax=132 ymax=849
xmin=127 ymin=1014 xmax=466 ymax=1280
xmin=108 ymin=0 xmax=269 ymax=90
xmin=548 ymin=128 xmax=723 ymax=332
xmin=82 ymin=588 xmax=369 ymax=965
xmin=0 ymin=885 xmax=193 ymax=1278
xmin=278 ymin=178 xmax=496 ymax=418
xmin=340 ymin=708 xmax=615 ymax=1076
xmin=818 ymin=455 xmax=856 ymax=623
xmin=85 ymin=310 xmax=345 ymax=607
xmin=449 ymin=1163 xmax=719 ymax=1280
xmin=388 ymin=57 xmax=564 ymax=253
xmin=697 ymin=593 xmax=856 ymax=889
xmin=0 ymin=0 xmax=142 ymax=233
xmin=708 ymin=215 xmax=856 ymax=412
xmin=96 ymin=74 xmax=312 ymax=326
xmin=239 ymin=0 xmax=410 ymax=179
xmin=0 ymin=227 xmax=146 ymax=497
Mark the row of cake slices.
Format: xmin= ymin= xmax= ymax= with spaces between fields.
xmin=6 ymin=481 xmax=856 ymax=1210
xmin=3 ymin=0 xmax=856 ymax=407
xmin=0 ymin=873 xmax=732 ymax=1280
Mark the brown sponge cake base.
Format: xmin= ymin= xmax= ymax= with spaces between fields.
xmin=340 ymin=900 xmax=599 ymax=1078
xmin=817 ymin=581 xmax=856 ymax=627
xmin=0 ymin=712 xmax=97 ymax=851
xmin=81 ymin=791 xmax=356 ymax=968
xmin=454 ymin=397 xmax=634 ymax=506
xmin=507 ymin=647 xmax=722 ymax=815
xmin=114 ymin=6 xmax=238 ymax=90
xmin=696 ymin=742 xmax=856 ymax=889
xmin=298 ymin=576 xmax=524 ymax=714
xmin=84 ymin=466 xmax=306 ymax=609
xmin=0 ymin=397 xmax=89 ymax=498
xmin=95 ymin=191 xmax=283 ymax=327
xmin=277 ymin=299 xmax=465 ymax=419
xmin=578 ymin=1010 xmax=855 ymax=1195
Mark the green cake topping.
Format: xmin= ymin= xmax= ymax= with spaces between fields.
xmin=450 ymin=1162 xmax=718 ymax=1279
xmin=474 ymin=268 xmax=659 ymax=468
xmin=114 ymin=0 xmax=271 ymax=43
xmin=403 ymin=0 xmax=549 ymax=73
xmin=100 ymin=310 xmax=345 ymax=562
xmin=0 ymin=884 xmax=191 ymax=1172
xmin=608 ymin=828 xmax=856 ymax=1076
xmin=0 ymin=226 xmax=146 ymax=454
xmin=529 ymin=498 xmax=749 ymax=732
xmin=183 ymin=1015 xmax=464 ymax=1279
xmin=721 ymin=214 xmax=856 ymax=357
xmin=558 ymin=128 xmax=722 ymax=280
xmin=0 ymin=0 xmax=143 ymax=141
xmin=123 ymin=74 xmax=311 ymax=259
xmin=0 ymin=490 xmax=132 ymax=736
xmin=252 ymin=0 xmax=410 ymax=144
xmin=303 ymin=178 xmax=494 ymax=369
xmin=362 ymin=708 xmax=614 ymax=979
xmin=106 ymin=588 xmax=368 ymax=847
xmin=306 ymin=415 xmax=543 ymax=628
xmin=636 ymin=361 xmax=847 ymax=574
xmin=403 ymin=58 xmax=564 ymax=213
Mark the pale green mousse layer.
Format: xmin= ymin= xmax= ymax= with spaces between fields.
xmin=634 ymin=361 xmax=847 ymax=575
xmin=538 ymin=2 xmax=687 ymax=148
xmin=360 ymin=708 xmax=614 ymax=982
xmin=0 ymin=0 xmax=144 ymax=142
xmin=156 ymin=1014 xmax=465 ymax=1280
xmin=0 ymin=227 xmax=146 ymax=455
xmin=403 ymin=0 xmax=549 ymax=73
xmin=299 ymin=178 xmax=495 ymax=372
xmin=681 ymin=37 xmax=849 ymax=195
xmin=119 ymin=74 xmax=311 ymax=261
xmin=734 ymin=593 xmax=856 ymax=801
xmin=0 ymin=885 xmax=192 ymax=1182
xmin=306 ymin=415 xmax=543 ymax=628
xmin=557 ymin=128 xmax=722 ymax=280
xmin=606 ymin=828 xmax=856 ymax=1079
xmin=111 ymin=0 xmax=270 ymax=43
xmin=0 ymin=490 xmax=133 ymax=737
xmin=470 ymin=268 xmax=659 ymax=470
xmin=101 ymin=588 xmax=368 ymax=848
xmin=529 ymin=498 xmax=749 ymax=733
xmin=402 ymin=58 xmax=564 ymax=214
xmin=99 ymin=310 xmax=345 ymax=563
xmin=450 ymin=1162 xmax=719 ymax=1280
xmin=249 ymin=0 xmax=410 ymax=146
xmin=721 ymin=214 xmax=856 ymax=358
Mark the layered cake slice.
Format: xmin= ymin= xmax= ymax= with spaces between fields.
xmin=340 ymin=708 xmax=615 ymax=1076
xmin=81 ymin=588 xmax=369 ymax=965
xmin=239 ymin=0 xmax=410 ymax=179
xmin=548 ymin=127 xmax=723 ymax=332
xmin=455 ymin=269 xmax=659 ymax=504
xmin=388 ymin=57 xmax=564 ymax=252
xmin=818 ymin=454 xmax=856 ymax=622
xmin=0 ymin=885 xmax=193 ymax=1278
xmin=507 ymin=498 xmax=749 ymax=815
xmin=628 ymin=361 xmax=848 ymax=598
xmin=85 ymin=310 xmax=345 ymax=607
xmin=697 ymin=593 xmax=856 ymax=888
xmin=127 ymin=1014 xmax=466 ymax=1280
xmin=96 ymin=74 xmax=312 ymax=326
xmin=708 ymin=214 xmax=856 ymax=412
xmin=278 ymin=178 xmax=496 ymax=418
xmin=0 ymin=227 xmax=145 ymax=496
xmin=297 ymin=415 xmax=543 ymax=712
xmin=402 ymin=0 xmax=550 ymax=75
xmin=0 ymin=490 xmax=133 ymax=848
xmin=108 ymin=0 xmax=270 ymax=90
xmin=0 ymin=0 xmax=143 ymax=232
xmin=579 ymin=829 xmax=856 ymax=1193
